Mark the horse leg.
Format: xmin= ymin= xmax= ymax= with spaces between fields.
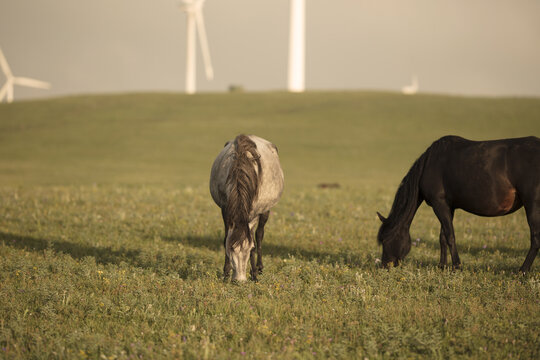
xmin=255 ymin=211 xmax=270 ymax=275
xmin=249 ymin=246 xmax=258 ymax=282
xmin=221 ymin=208 xmax=231 ymax=279
xmin=438 ymin=208 xmax=454 ymax=269
xmin=223 ymin=246 xmax=232 ymax=279
xmin=519 ymin=199 xmax=540 ymax=273
xmin=438 ymin=227 xmax=448 ymax=269
xmin=432 ymin=203 xmax=460 ymax=269
xmin=249 ymin=218 xmax=261 ymax=282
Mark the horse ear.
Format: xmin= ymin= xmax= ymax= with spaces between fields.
xmin=376 ymin=212 xmax=387 ymax=223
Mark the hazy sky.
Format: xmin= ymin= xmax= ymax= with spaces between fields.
xmin=1 ymin=0 xmax=540 ymax=100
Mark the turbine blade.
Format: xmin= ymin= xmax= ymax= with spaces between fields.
xmin=195 ymin=9 xmax=214 ymax=80
xmin=7 ymin=84 xmax=13 ymax=103
xmin=185 ymin=12 xmax=197 ymax=94
xmin=13 ymin=77 xmax=51 ymax=89
xmin=0 ymin=47 xmax=13 ymax=78
xmin=0 ymin=83 xmax=8 ymax=102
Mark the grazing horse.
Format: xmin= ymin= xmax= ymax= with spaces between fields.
xmin=210 ymin=135 xmax=284 ymax=281
xmin=377 ymin=136 xmax=540 ymax=272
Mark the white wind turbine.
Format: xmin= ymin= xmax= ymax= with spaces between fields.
xmin=0 ymin=47 xmax=51 ymax=103
xmin=402 ymin=74 xmax=419 ymax=95
xmin=181 ymin=0 xmax=213 ymax=94
xmin=288 ymin=0 xmax=305 ymax=93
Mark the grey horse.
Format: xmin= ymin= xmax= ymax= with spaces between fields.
xmin=210 ymin=134 xmax=284 ymax=281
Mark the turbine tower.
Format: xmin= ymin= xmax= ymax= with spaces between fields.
xmin=288 ymin=0 xmax=305 ymax=93
xmin=181 ymin=0 xmax=213 ymax=94
xmin=0 ymin=47 xmax=51 ymax=103
xmin=402 ymin=75 xmax=419 ymax=95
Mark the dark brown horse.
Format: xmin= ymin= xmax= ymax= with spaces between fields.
xmin=377 ymin=136 xmax=540 ymax=272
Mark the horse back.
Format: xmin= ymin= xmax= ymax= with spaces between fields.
xmin=506 ymin=136 xmax=540 ymax=191
xmin=421 ymin=136 xmax=539 ymax=216
xmin=209 ymin=135 xmax=284 ymax=217
xmin=209 ymin=141 xmax=235 ymax=208
xmin=248 ymin=136 xmax=284 ymax=215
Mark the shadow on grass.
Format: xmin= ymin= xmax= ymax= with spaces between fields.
xmin=1 ymin=230 xmax=374 ymax=276
xmin=5 ymin=231 xmax=528 ymax=275
xmin=1 ymin=231 xmax=141 ymax=266
xmin=412 ymin=238 xmax=532 ymax=274
xmin=167 ymin=234 xmax=533 ymax=273
xmin=1 ymin=231 xmax=223 ymax=279
xmin=163 ymin=234 xmax=372 ymax=269
xmin=418 ymin=237 xmax=528 ymax=257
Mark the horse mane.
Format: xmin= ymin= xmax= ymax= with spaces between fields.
xmin=225 ymin=134 xmax=262 ymax=247
xmin=377 ymin=141 xmax=437 ymax=244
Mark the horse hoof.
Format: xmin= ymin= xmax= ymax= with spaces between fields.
xmin=258 ymin=267 xmax=264 ymax=275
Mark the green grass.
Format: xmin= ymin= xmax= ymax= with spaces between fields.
xmin=0 ymin=92 xmax=539 ymax=359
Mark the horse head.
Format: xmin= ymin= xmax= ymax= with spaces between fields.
xmin=225 ymin=224 xmax=254 ymax=282
xmin=377 ymin=212 xmax=412 ymax=267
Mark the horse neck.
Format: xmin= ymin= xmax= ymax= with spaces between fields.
xmin=386 ymin=192 xmax=422 ymax=232
xmin=384 ymin=151 xmax=427 ymax=233
xmin=224 ymin=135 xmax=261 ymax=230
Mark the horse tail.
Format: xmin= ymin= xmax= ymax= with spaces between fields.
xmin=225 ymin=134 xmax=262 ymax=245
xmin=378 ymin=144 xmax=431 ymax=244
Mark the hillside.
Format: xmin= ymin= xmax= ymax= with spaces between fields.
xmin=1 ymin=92 xmax=538 ymax=186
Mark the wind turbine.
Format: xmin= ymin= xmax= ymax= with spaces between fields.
xmin=288 ymin=0 xmax=305 ymax=92
xmin=181 ymin=0 xmax=213 ymax=94
xmin=402 ymin=74 xmax=419 ymax=95
xmin=0 ymin=47 xmax=51 ymax=103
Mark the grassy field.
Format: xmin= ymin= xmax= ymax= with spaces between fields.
xmin=0 ymin=92 xmax=539 ymax=359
